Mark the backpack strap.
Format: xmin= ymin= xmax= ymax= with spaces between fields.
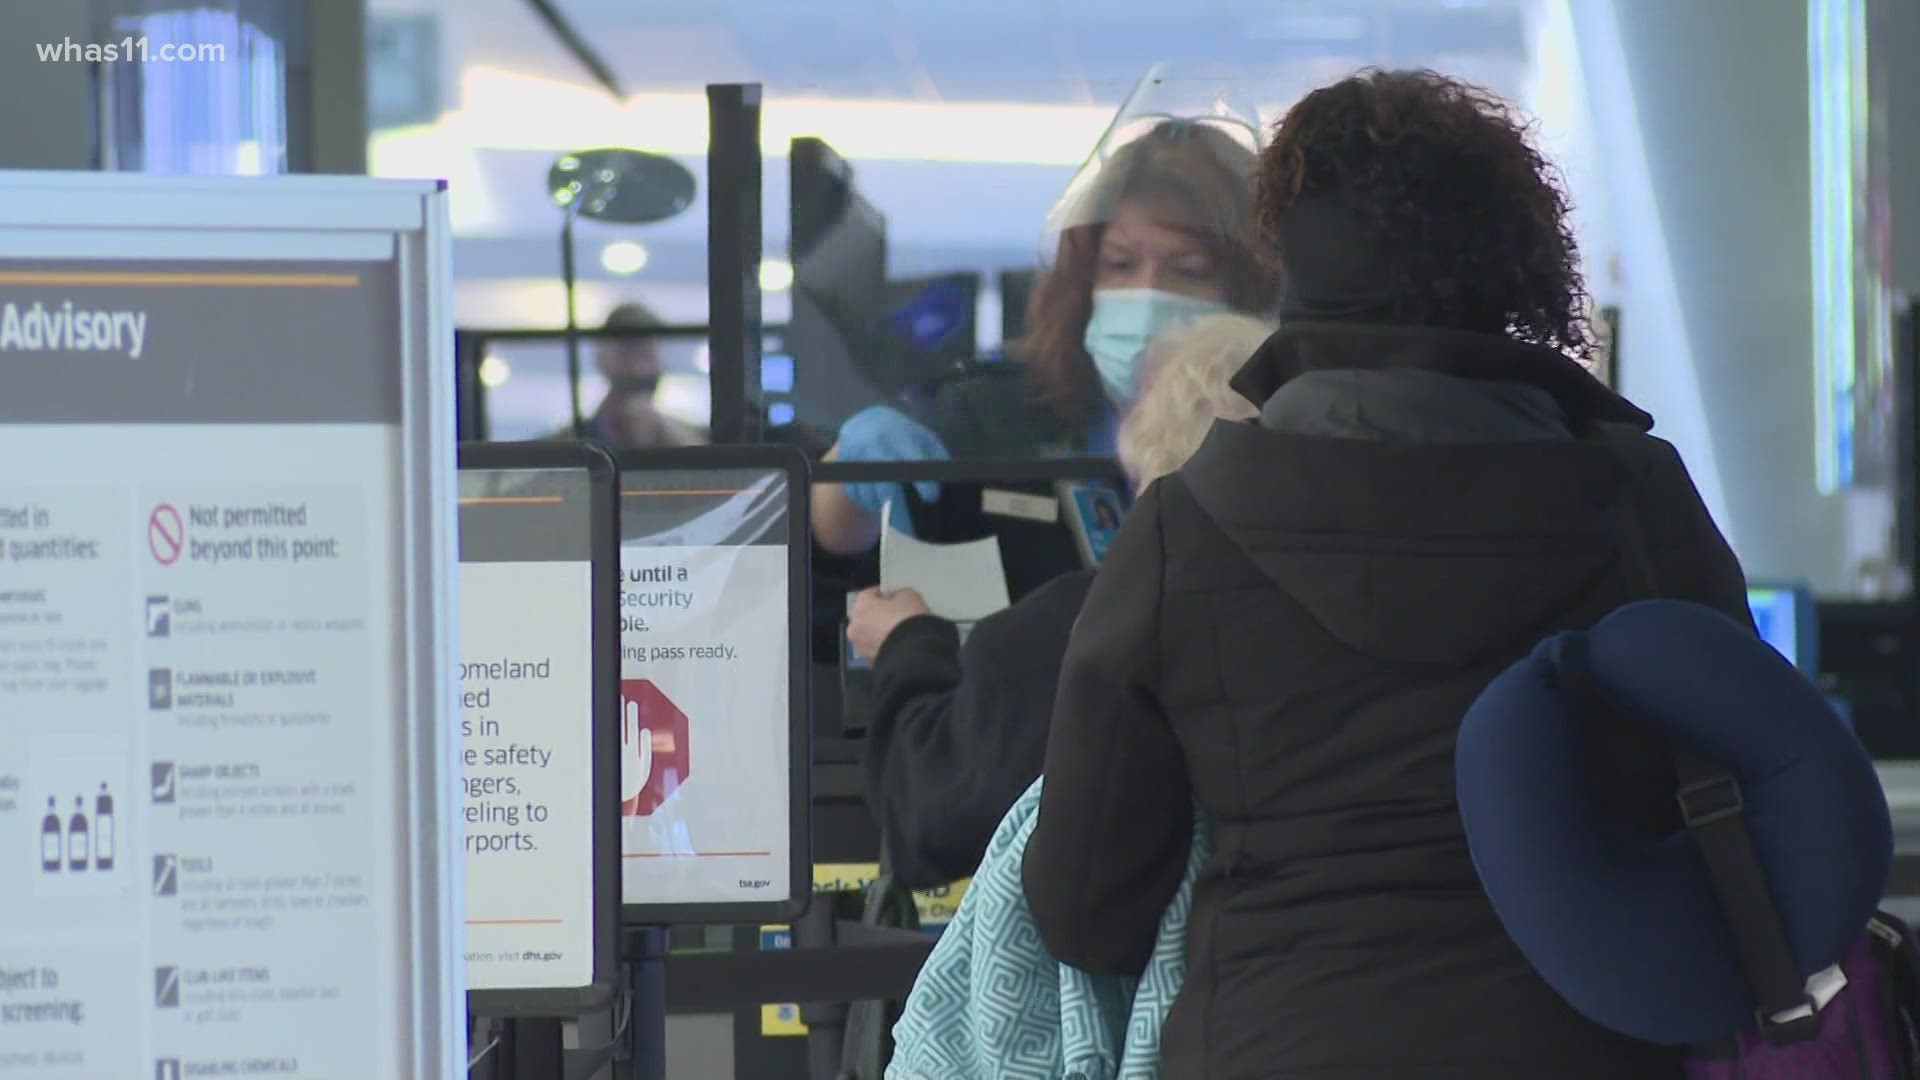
xmin=1591 ymin=426 xmax=1816 ymax=1036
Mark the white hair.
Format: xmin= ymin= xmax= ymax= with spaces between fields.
xmin=1117 ymin=313 xmax=1275 ymax=489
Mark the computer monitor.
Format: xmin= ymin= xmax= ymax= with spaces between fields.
xmin=786 ymin=137 xmax=887 ymax=444
xmin=877 ymin=272 xmax=979 ymax=387
xmin=1747 ymin=581 xmax=1818 ymax=675
xmin=456 ymin=442 xmax=622 ymax=1017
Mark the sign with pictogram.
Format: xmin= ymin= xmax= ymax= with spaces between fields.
xmin=148 ymin=504 xmax=183 ymax=565
xmin=620 ymin=679 xmax=689 ymax=816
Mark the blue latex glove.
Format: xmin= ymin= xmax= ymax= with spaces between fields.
xmin=834 ymin=405 xmax=948 ymax=523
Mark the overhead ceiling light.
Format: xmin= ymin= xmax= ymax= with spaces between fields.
xmin=759 ymin=259 xmax=795 ymax=292
xmin=478 ymin=354 xmax=511 ymax=388
xmin=370 ymin=67 xmax=1114 ymax=170
xmin=450 ymin=278 xmax=620 ymax=326
xmin=600 ymin=240 xmax=649 ymax=275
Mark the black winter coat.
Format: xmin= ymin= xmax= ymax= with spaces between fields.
xmin=865 ymin=570 xmax=1096 ymax=889
xmin=1023 ymin=323 xmax=1750 ymax=1080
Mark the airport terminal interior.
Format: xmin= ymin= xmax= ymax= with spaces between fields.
xmin=2 ymin=0 xmax=1920 ymax=1077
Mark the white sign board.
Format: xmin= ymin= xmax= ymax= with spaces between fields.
xmin=457 ymin=447 xmax=620 ymax=1015
xmin=0 ymin=173 xmax=462 ymax=1079
xmin=616 ymin=449 xmax=809 ymax=923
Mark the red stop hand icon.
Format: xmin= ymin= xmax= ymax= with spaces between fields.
xmin=620 ymin=679 xmax=689 ymax=816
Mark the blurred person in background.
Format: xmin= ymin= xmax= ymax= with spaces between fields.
xmin=847 ymin=313 xmax=1273 ymax=889
xmin=1023 ymin=69 xmax=1747 ymax=1080
xmin=811 ymin=91 xmax=1284 ymax=555
xmin=550 ymin=301 xmax=705 ymax=448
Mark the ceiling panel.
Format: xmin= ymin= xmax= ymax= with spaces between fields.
xmin=585 ymin=24 xmax=761 ymax=91
xmin=1373 ymin=8 xmax=1530 ymax=55
xmin=890 ymin=6 xmax=1086 ymax=104
xmin=716 ymin=0 xmax=918 ymax=97
xmin=536 ymin=0 xmax=1535 ymax=106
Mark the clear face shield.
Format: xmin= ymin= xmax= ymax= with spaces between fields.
xmin=1043 ymin=65 xmax=1266 ymax=262
xmin=1041 ymin=64 xmax=1272 ymax=404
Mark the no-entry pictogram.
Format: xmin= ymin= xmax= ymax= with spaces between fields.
xmin=147 ymin=504 xmax=183 ymax=566
xmin=620 ymin=679 xmax=690 ymax=817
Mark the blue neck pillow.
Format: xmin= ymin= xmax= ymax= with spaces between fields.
xmin=1455 ymin=599 xmax=1890 ymax=1046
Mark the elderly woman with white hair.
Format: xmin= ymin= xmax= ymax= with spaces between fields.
xmin=846 ymin=313 xmax=1276 ymax=889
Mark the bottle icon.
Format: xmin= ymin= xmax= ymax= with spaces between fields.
xmin=67 ymin=796 xmax=89 ymax=872
xmin=95 ymin=784 xmax=114 ymax=870
xmin=40 ymin=798 xmax=61 ymax=872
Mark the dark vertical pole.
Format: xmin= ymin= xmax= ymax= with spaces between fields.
xmin=1898 ymin=300 xmax=1918 ymax=579
xmin=454 ymin=330 xmax=491 ymax=442
xmin=794 ymin=893 xmax=844 ymax=1080
xmin=627 ymin=927 xmax=670 ymax=1080
xmin=506 ymin=1018 xmax=564 ymax=1078
xmin=88 ymin=60 xmax=108 ymax=170
xmin=706 ymin=83 xmax=764 ymax=446
xmin=562 ymin=208 xmax=587 ymax=439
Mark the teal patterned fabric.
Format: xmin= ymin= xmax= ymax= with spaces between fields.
xmin=887 ymin=778 xmax=1211 ymax=1080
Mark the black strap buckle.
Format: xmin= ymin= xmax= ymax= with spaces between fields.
xmin=1677 ymin=776 xmax=1745 ymax=827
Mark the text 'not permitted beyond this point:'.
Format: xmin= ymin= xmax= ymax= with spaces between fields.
xmin=150 ymin=502 xmax=346 ymax=568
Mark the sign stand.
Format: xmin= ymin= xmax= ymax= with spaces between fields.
xmin=0 ymin=171 xmax=462 ymax=1080
xmin=623 ymin=926 xmax=671 ymax=1080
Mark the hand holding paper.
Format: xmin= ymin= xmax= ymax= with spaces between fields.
xmin=848 ymin=585 xmax=933 ymax=661
xmin=878 ymin=501 xmax=1011 ymax=623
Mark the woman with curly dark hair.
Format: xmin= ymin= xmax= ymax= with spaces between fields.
xmin=1023 ymin=70 xmax=1748 ymax=1078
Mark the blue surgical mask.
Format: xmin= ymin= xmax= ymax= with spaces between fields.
xmin=1083 ymin=288 xmax=1231 ymax=404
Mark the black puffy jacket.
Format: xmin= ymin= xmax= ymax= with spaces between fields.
xmin=1023 ymin=323 xmax=1750 ymax=1080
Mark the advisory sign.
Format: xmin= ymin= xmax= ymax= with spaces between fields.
xmin=0 ymin=175 xmax=461 ymax=1080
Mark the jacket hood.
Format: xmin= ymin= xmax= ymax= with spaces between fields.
xmin=1178 ymin=322 xmax=1643 ymax=665
xmin=1229 ymin=321 xmax=1652 ymax=432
